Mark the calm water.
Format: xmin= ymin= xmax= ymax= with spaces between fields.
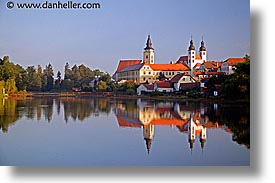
xmin=0 ymin=98 xmax=250 ymax=166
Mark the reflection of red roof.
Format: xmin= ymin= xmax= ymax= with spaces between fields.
xmin=225 ymin=58 xmax=245 ymax=66
xmin=204 ymin=122 xmax=221 ymax=128
xmin=150 ymin=119 xmax=188 ymax=126
xmin=115 ymin=60 xmax=142 ymax=73
xmin=155 ymin=107 xmax=172 ymax=113
xmin=116 ymin=115 xmax=142 ymax=128
xmin=148 ymin=64 xmax=189 ymax=71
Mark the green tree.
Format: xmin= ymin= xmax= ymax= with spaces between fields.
xmin=221 ymin=55 xmax=250 ymax=99
xmin=5 ymin=78 xmax=17 ymax=92
xmin=55 ymin=71 xmax=62 ymax=89
xmin=97 ymin=80 xmax=107 ymax=91
xmin=42 ymin=64 xmax=54 ymax=91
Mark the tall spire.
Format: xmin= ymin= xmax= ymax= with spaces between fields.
xmin=145 ymin=138 xmax=152 ymax=154
xmin=200 ymin=36 xmax=206 ymax=51
xmin=188 ymin=37 xmax=195 ymax=51
xmin=144 ymin=35 xmax=154 ymax=50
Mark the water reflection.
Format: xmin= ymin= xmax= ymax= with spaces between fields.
xmin=0 ymin=98 xmax=249 ymax=151
xmin=114 ymin=99 xmax=248 ymax=154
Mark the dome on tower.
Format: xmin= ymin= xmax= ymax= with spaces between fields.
xmin=144 ymin=35 xmax=154 ymax=50
xmin=188 ymin=39 xmax=195 ymax=51
xmin=199 ymin=40 xmax=206 ymax=51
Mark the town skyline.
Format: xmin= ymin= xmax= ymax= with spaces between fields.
xmin=0 ymin=0 xmax=250 ymax=75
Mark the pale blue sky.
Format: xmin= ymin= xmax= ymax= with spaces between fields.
xmin=0 ymin=0 xmax=250 ymax=76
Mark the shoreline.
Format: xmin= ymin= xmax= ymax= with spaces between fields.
xmin=4 ymin=91 xmax=249 ymax=104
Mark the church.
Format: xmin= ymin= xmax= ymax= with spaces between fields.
xmin=113 ymin=34 xmax=244 ymax=85
xmin=113 ymin=35 xmax=196 ymax=84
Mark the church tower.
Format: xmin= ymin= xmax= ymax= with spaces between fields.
xmin=143 ymin=35 xmax=155 ymax=64
xmin=199 ymin=38 xmax=207 ymax=62
xmin=143 ymin=124 xmax=154 ymax=154
xmin=188 ymin=38 xmax=196 ymax=69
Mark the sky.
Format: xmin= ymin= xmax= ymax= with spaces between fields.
xmin=0 ymin=0 xmax=250 ymax=77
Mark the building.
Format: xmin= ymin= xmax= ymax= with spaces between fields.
xmin=175 ymin=38 xmax=207 ymax=75
xmin=221 ymin=57 xmax=246 ymax=75
xmin=113 ymin=35 xmax=190 ymax=84
xmin=113 ymin=35 xmax=246 ymax=86
xmin=136 ymin=73 xmax=197 ymax=95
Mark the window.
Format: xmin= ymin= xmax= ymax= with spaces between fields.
xmin=149 ymin=72 xmax=151 ymax=75
xmin=143 ymin=77 xmax=146 ymax=81
xmin=172 ymin=72 xmax=174 ymax=75
xmin=192 ymin=56 xmax=194 ymax=58
xmin=146 ymin=55 xmax=148 ymax=59
xmin=203 ymin=52 xmax=205 ymax=55
xmin=144 ymin=72 xmax=146 ymax=75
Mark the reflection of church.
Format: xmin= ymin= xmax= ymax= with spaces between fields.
xmin=115 ymin=100 xmax=226 ymax=154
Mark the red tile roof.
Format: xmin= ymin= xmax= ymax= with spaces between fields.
xmin=170 ymin=73 xmax=184 ymax=83
xmin=170 ymin=73 xmax=189 ymax=83
xmin=155 ymin=81 xmax=172 ymax=88
xmin=141 ymin=84 xmax=154 ymax=90
xmin=194 ymin=72 xmax=203 ymax=76
xmin=180 ymin=83 xmax=199 ymax=90
xmin=193 ymin=63 xmax=201 ymax=69
xmin=120 ymin=63 xmax=143 ymax=72
xmin=203 ymin=61 xmax=222 ymax=69
xmin=115 ymin=60 xmax=142 ymax=73
xmin=148 ymin=64 xmax=190 ymax=71
xmin=176 ymin=56 xmax=188 ymax=63
xmin=194 ymin=71 xmax=224 ymax=76
xmin=225 ymin=58 xmax=246 ymax=66
xmin=196 ymin=54 xmax=202 ymax=60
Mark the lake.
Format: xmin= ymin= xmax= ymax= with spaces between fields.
xmin=0 ymin=98 xmax=250 ymax=166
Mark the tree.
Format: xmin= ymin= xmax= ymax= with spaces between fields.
xmin=5 ymin=78 xmax=17 ymax=92
xmin=55 ymin=71 xmax=62 ymax=89
xmin=220 ymin=55 xmax=250 ymax=99
xmin=42 ymin=64 xmax=54 ymax=91
xmin=97 ymin=80 xmax=107 ymax=91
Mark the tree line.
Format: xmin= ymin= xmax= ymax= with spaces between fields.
xmin=0 ymin=55 xmax=112 ymax=93
xmin=205 ymin=55 xmax=250 ymax=100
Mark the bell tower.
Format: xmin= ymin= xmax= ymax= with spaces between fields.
xmin=188 ymin=37 xmax=196 ymax=69
xmin=199 ymin=37 xmax=207 ymax=62
xmin=143 ymin=35 xmax=155 ymax=64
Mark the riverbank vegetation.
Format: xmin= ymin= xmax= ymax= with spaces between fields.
xmin=0 ymin=55 xmax=250 ymax=101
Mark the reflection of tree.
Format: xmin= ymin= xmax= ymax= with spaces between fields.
xmin=61 ymin=98 xmax=111 ymax=122
xmin=206 ymin=102 xmax=250 ymax=148
xmin=16 ymin=99 xmax=54 ymax=122
xmin=0 ymin=98 xmax=114 ymax=133
xmin=0 ymin=99 xmax=21 ymax=133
